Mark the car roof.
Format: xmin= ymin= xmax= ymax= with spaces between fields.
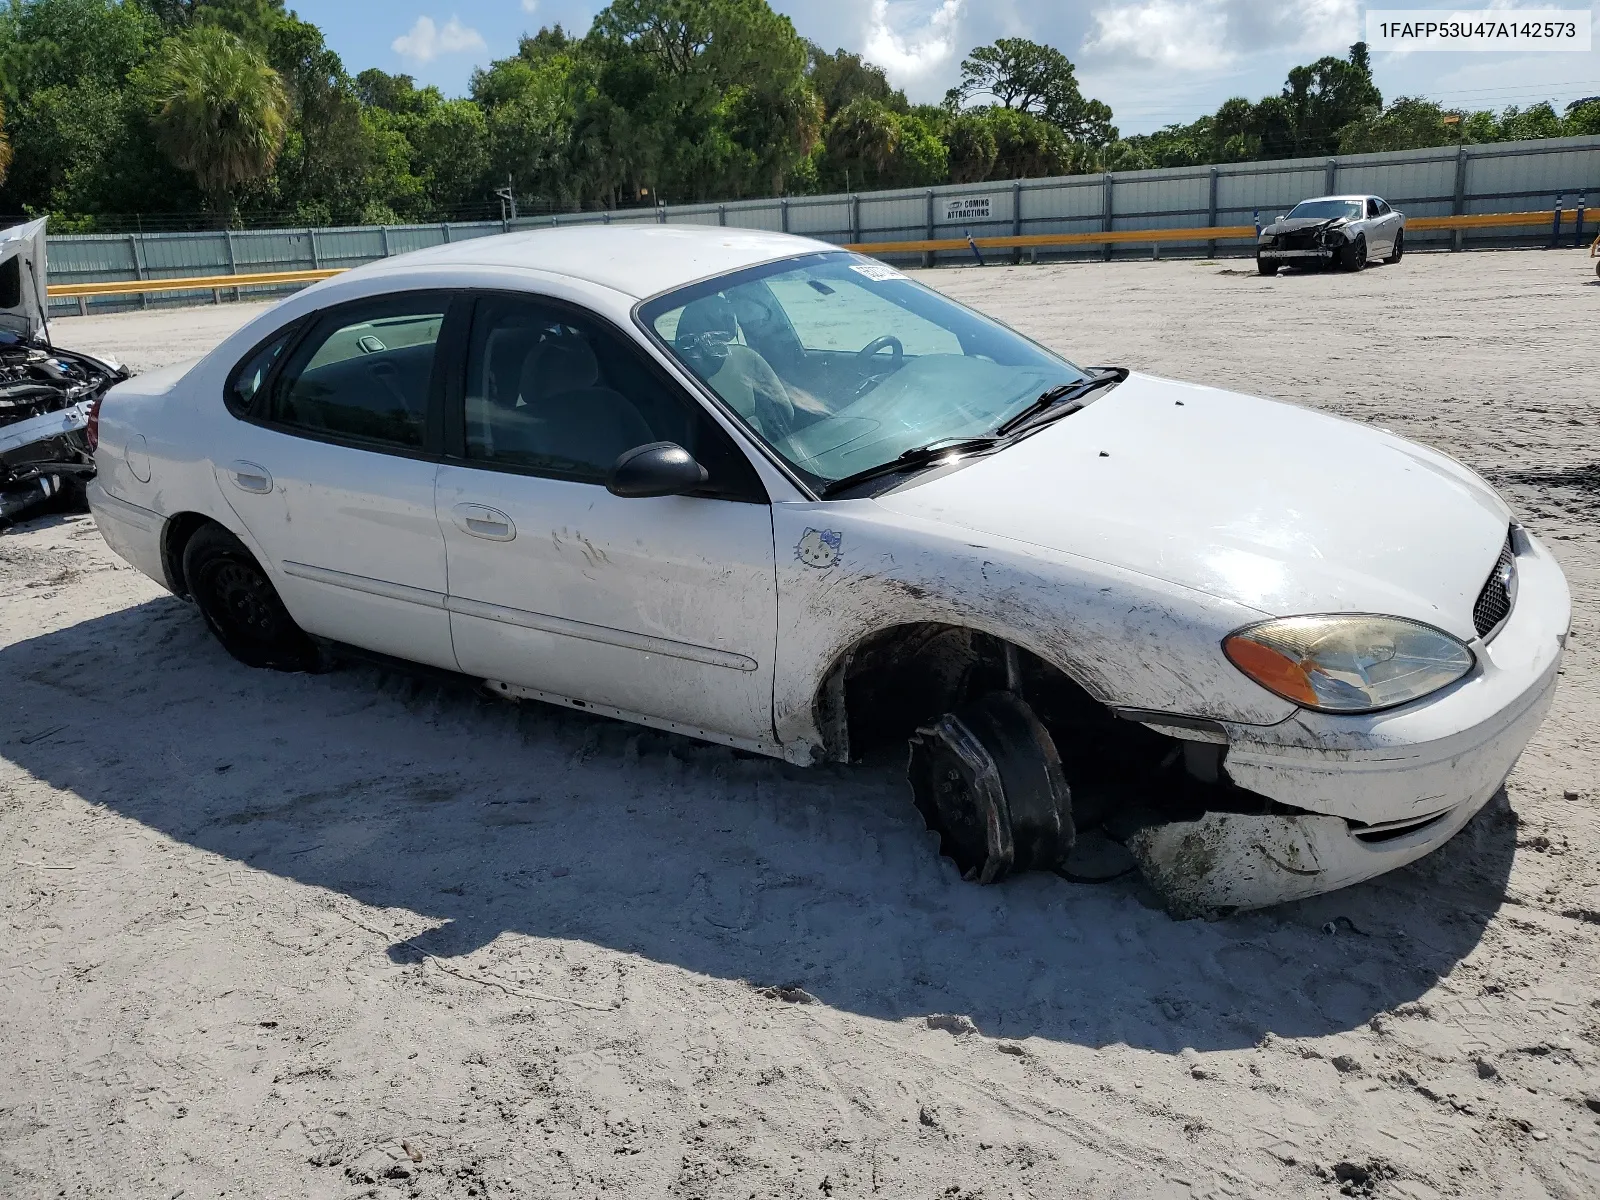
xmin=1297 ymin=195 xmax=1380 ymax=203
xmin=351 ymin=224 xmax=837 ymax=301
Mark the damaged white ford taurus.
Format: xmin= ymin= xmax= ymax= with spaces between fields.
xmin=87 ymin=226 xmax=1569 ymax=915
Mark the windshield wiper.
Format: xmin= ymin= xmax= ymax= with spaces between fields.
xmin=820 ymin=436 xmax=1001 ymax=498
xmin=995 ymin=369 xmax=1126 ymax=436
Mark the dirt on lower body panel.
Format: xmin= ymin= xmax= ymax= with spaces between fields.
xmin=1127 ymin=784 xmax=1500 ymax=918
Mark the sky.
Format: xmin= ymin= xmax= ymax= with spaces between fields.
xmin=294 ymin=0 xmax=1600 ymax=135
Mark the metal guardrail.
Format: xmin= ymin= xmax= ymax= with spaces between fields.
xmin=43 ymin=208 xmax=1589 ymax=307
xmin=47 ymin=267 xmax=343 ymax=297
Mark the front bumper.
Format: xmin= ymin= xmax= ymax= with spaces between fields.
xmin=1134 ymin=529 xmax=1570 ymax=915
xmin=1 ymin=401 xmax=94 ymax=519
xmin=1258 ymin=247 xmax=1334 ymax=260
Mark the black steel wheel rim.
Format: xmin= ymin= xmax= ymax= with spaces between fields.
xmin=206 ymin=558 xmax=285 ymax=643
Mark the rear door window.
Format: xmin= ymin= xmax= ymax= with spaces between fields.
xmin=267 ymin=296 xmax=446 ymax=451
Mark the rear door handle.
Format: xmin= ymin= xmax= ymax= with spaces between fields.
xmin=452 ymin=503 xmax=516 ymax=541
xmin=228 ymin=461 xmax=273 ymax=494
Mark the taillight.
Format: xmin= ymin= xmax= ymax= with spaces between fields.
xmin=85 ymin=395 xmax=104 ymax=453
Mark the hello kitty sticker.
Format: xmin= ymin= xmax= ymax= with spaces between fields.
xmin=796 ymin=528 xmax=843 ymax=569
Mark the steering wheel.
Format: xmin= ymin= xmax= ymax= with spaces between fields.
xmin=856 ymin=335 xmax=904 ymax=369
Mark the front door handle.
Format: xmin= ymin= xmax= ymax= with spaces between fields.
xmin=228 ymin=460 xmax=273 ymax=494
xmin=452 ymin=503 xmax=516 ymax=541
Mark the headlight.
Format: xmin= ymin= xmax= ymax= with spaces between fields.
xmin=1223 ymin=615 xmax=1474 ymax=713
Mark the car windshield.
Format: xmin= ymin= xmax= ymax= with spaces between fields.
xmin=1287 ymin=199 xmax=1364 ymax=221
xmin=638 ymin=252 xmax=1086 ymax=490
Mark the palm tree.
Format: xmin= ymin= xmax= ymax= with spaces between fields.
xmin=141 ymin=26 xmax=289 ymax=225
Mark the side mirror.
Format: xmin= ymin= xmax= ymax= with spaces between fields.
xmin=1276 ymin=214 xmax=1286 ymax=223
xmin=607 ymin=441 xmax=708 ymax=499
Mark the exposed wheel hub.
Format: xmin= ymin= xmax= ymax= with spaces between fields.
xmin=908 ymin=692 xmax=1075 ymax=884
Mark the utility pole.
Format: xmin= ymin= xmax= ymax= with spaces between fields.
xmin=494 ymin=178 xmax=518 ymax=226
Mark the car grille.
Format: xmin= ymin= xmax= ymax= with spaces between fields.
xmin=1472 ymin=533 xmax=1517 ymax=639
xmin=1274 ymin=231 xmax=1322 ymax=250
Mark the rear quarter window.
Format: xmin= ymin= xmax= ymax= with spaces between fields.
xmin=225 ymin=324 xmax=300 ymax=418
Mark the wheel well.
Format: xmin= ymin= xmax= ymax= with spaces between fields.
xmin=817 ymin=623 xmax=1113 ymax=757
xmin=160 ymin=512 xmax=219 ymax=599
xmin=815 ymin=623 xmax=1246 ymax=831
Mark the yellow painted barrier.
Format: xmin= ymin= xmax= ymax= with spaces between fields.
xmin=846 ymin=209 xmax=1583 ymax=255
xmin=843 ymin=225 xmax=1257 ymax=254
xmin=43 ymin=208 xmax=1586 ymax=303
xmin=1409 ymin=208 xmax=1577 ymax=231
xmin=48 ymin=267 xmax=344 ymax=298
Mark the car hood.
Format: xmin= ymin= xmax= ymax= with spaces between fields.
xmin=0 ymin=218 xmax=48 ymax=341
xmin=875 ymin=372 xmax=1510 ymax=642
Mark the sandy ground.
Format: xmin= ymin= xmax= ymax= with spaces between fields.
xmin=4 ymin=249 xmax=1598 ymax=1199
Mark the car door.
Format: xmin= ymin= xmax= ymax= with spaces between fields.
xmin=214 ymin=291 xmax=458 ymax=671
xmin=1363 ymin=198 xmax=1392 ymax=257
xmin=1376 ymin=199 xmax=1401 ymax=253
xmin=433 ymin=292 xmax=780 ymax=748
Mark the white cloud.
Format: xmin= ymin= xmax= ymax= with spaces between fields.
xmin=521 ymin=0 xmax=539 ymax=12
xmin=1083 ymin=0 xmax=1360 ymax=70
xmin=862 ymin=0 xmax=966 ymax=83
xmin=391 ymin=15 xmax=488 ymax=65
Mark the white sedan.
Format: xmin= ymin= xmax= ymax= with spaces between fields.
xmin=1257 ymin=195 xmax=1406 ymax=274
xmin=87 ymin=226 xmax=1568 ymax=916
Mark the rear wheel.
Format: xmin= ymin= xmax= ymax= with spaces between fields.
xmin=1256 ymin=256 xmax=1280 ymax=276
xmin=907 ymin=691 xmax=1074 ymax=883
xmin=1383 ymin=230 xmax=1404 ymax=264
xmin=182 ymin=524 xmax=324 ymax=671
xmin=1340 ymin=234 xmax=1367 ymax=272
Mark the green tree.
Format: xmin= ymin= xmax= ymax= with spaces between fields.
xmin=192 ymin=0 xmax=285 ymax=45
xmin=136 ymin=24 xmax=290 ymax=223
xmin=403 ymin=97 xmax=492 ymax=215
xmin=945 ymin=37 xmax=1114 ymax=144
xmin=1495 ymin=102 xmax=1562 ymax=141
xmin=5 ymin=0 xmax=161 ymax=97
xmin=946 ymin=111 xmax=998 ymax=182
xmin=816 ymin=98 xmax=942 ymax=190
xmin=473 ymin=50 xmax=580 ymax=209
xmin=985 ymin=106 xmax=1072 ymax=178
xmin=819 ymin=97 xmax=896 ymax=188
xmin=264 ymin=15 xmax=378 ymax=223
xmin=806 ymin=43 xmax=903 ymax=120
xmin=1280 ymin=42 xmax=1381 ymax=156
xmin=586 ymin=0 xmax=820 ymax=201
xmin=0 ymin=0 xmax=191 ymax=223
xmin=1212 ymin=97 xmax=1257 ymax=160
xmin=354 ymin=68 xmax=432 ymax=115
xmin=1565 ymin=98 xmax=1600 ymax=136
xmin=1338 ymin=97 xmax=1458 ymax=154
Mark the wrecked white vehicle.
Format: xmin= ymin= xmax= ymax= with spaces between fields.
xmin=0 ymin=219 xmax=127 ymax=523
xmin=86 ymin=227 xmax=1568 ymax=916
xmin=1257 ymin=195 xmax=1405 ymax=275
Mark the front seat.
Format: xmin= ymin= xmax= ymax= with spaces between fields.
xmin=515 ymin=334 xmax=653 ymax=474
xmin=674 ymin=296 xmax=794 ymax=440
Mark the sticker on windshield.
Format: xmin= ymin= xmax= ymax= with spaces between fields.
xmin=849 ymin=263 xmax=903 ymax=283
xmin=796 ymin=528 xmax=842 ymax=569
